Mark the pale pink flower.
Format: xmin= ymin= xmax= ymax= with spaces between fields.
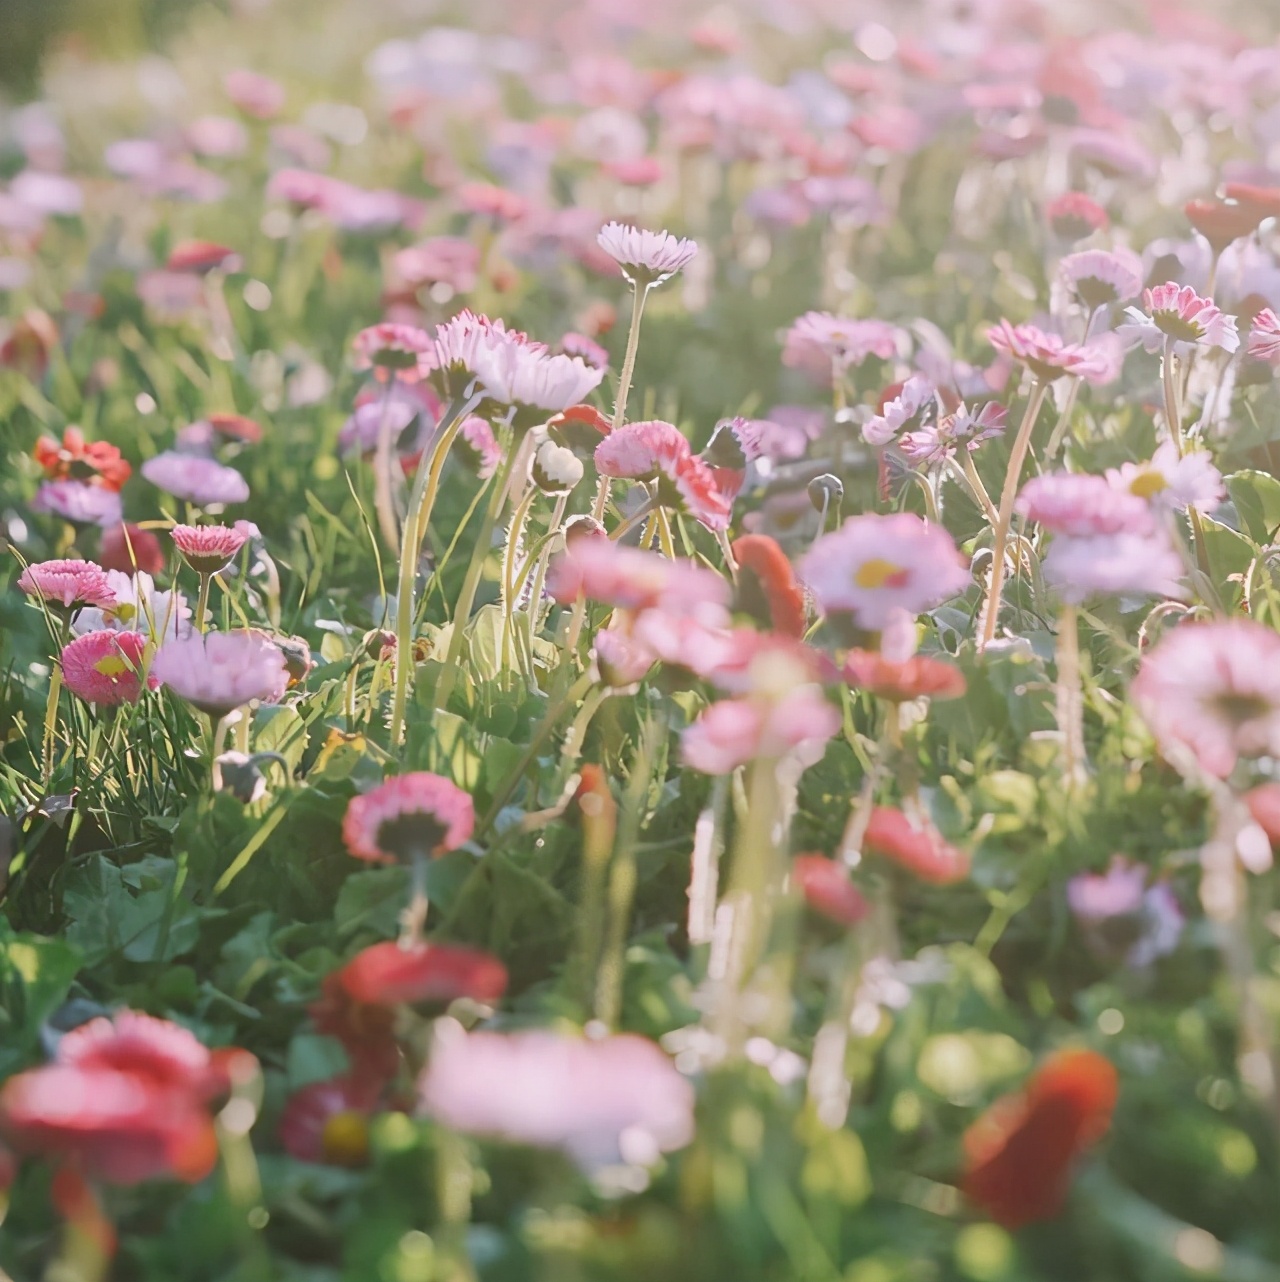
xmin=171 ymin=524 xmax=248 ymax=574
xmin=1247 ymin=308 xmax=1280 ymax=365
xmin=1017 ymin=473 xmax=1154 ymax=536
xmin=593 ymin=421 xmax=731 ymax=530
xmin=593 ymin=626 xmax=657 ymax=689
xmin=682 ymin=685 xmax=840 ymax=775
xmin=1118 ymin=283 xmax=1240 ymax=356
xmin=20 ymin=559 xmax=116 ymax=610
xmin=352 ymin=324 xmax=436 ymax=384
xmin=596 ymin=221 xmax=698 ymax=286
xmin=468 ymin=341 xmax=604 ymax=417
xmin=72 ymin=571 xmax=190 ymax=641
xmin=546 ymin=540 xmax=729 ymax=621
xmin=338 ymin=397 xmax=422 ymax=460
xmin=60 ymin=631 xmax=153 ymax=707
xmin=151 ymin=631 xmax=287 ymax=718
xmin=783 ymin=311 xmax=899 ymax=381
xmin=141 ymin=453 xmax=250 ymax=506
xmin=343 ymin=773 xmax=474 ymax=863
xmin=1131 ymin=621 xmax=1280 ymax=777
xmin=1106 ymin=442 xmax=1224 ymax=515
xmin=900 ymin=402 xmax=1006 ymax=464
xmin=266 ymin=168 xmax=338 ymax=211
xmin=1042 ymin=531 xmax=1186 ymax=604
xmin=457 ymin=415 xmax=502 ymax=479
xmin=418 ymin=1027 xmax=694 ymax=1171
xmin=31 ymin=480 xmax=122 ymax=527
xmin=863 ymin=375 xmax=935 ymax=447
xmin=1046 ymin=191 xmax=1109 ymax=240
xmin=392 ymin=238 xmax=480 ymax=295
xmin=185 ymin=115 xmax=248 ymax=159
xmin=136 ymin=270 xmax=205 ymax=321
xmin=798 ymin=513 xmax=970 ymax=630
xmin=224 ymin=69 xmax=285 ymax=119
xmin=559 ymin=331 xmax=609 ymax=370
xmin=986 ymin=320 xmax=1108 ymax=382
xmin=1059 ymin=249 xmax=1144 ymax=309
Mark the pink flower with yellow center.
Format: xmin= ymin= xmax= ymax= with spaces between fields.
xmin=150 ymin=630 xmax=287 ymax=718
xmin=1105 ymin=442 xmax=1223 ymax=515
xmin=61 ymin=630 xmax=153 ymax=706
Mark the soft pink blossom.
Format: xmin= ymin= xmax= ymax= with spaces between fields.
xmin=1017 ymin=473 xmax=1154 ymax=536
xmin=782 ymin=311 xmax=899 ymax=382
xmin=546 ymin=540 xmax=729 ymax=621
xmin=1248 ymin=308 xmax=1280 ymax=365
xmin=19 ymin=559 xmax=116 ymax=610
xmin=1059 ymin=249 xmax=1144 ymax=309
xmin=141 ymin=453 xmax=250 ymax=506
xmin=1106 ymin=443 xmax=1224 ymax=515
xmin=596 ymin=221 xmax=698 ymax=285
xmin=987 ymin=320 xmax=1108 ymax=382
xmin=682 ymin=686 xmax=840 ymax=775
xmin=1041 ymin=531 xmax=1186 ymax=604
xmin=61 ymin=631 xmax=153 ymax=706
xmin=1118 ymin=283 xmax=1239 ymax=355
xmin=151 ymin=631 xmax=287 ymax=718
xmin=31 ymin=480 xmax=123 ymax=527
xmin=171 ymin=524 xmax=248 ymax=574
xmin=863 ymin=376 xmax=935 ymax=447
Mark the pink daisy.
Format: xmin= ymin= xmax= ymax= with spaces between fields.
xmin=791 ymin=855 xmax=870 ymax=928
xmin=467 ymin=341 xmax=604 ymax=418
xmin=170 ymin=524 xmax=248 ymax=575
xmin=141 ymin=453 xmax=250 ymax=506
xmin=1247 ymin=308 xmax=1280 ymax=365
xmin=1041 ymin=531 xmax=1186 ymax=604
xmin=457 ymin=415 xmax=503 ymax=479
xmin=1131 ymin=621 xmax=1280 ymax=778
xmin=900 ymin=401 xmax=1006 ymax=464
xmin=342 ymin=773 xmax=475 ymax=863
xmin=559 ymin=331 xmax=609 ymax=370
xmin=797 ymin=513 xmax=970 ymax=630
xmin=593 ymin=421 xmax=731 ymax=530
xmin=61 ymin=631 xmax=153 ymax=706
xmin=1017 ymin=473 xmax=1154 ymax=536
xmin=681 ymin=686 xmax=840 ymax=775
xmin=782 ymin=311 xmax=899 ymax=381
xmin=393 ymin=238 xmax=481 ymax=294
xmin=224 ymin=69 xmax=285 ymax=119
xmin=151 ymin=630 xmax=287 ymax=718
xmin=987 ymin=321 xmax=1108 ymax=382
xmin=352 ymin=323 xmax=436 ymax=384
xmin=19 ymin=559 xmax=117 ymax=611
xmin=1118 ymin=283 xmax=1239 ymax=356
xmin=1059 ymin=249 xmax=1144 ymax=310
xmin=595 ymin=221 xmax=698 ymax=286
xmin=31 ymin=480 xmax=122 ymax=528
xmin=1045 ymin=191 xmax=1109 ymax=240
xmin=863 ymin=375 xmax=935 ymax=447
xmin=1105 ymin=443 xmax=1224 ymax=515
xmin=546 ymin=540 xmax=730 ymax=620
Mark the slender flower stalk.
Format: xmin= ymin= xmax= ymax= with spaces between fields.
xmin=591 ymin=283 xmax=648 ymax=523
xmin=1160 ymin=335 xmax=1216 ymax=599
xmin=371 ymin=378 xmax=400 ymax=553
xmin=1055 ymin=603 xmax=1087 ymax=792
xmin=979 ymin=378 xmax=1049 ymax=650
xmin=1046 ymin=306 xmax=1103 ymax=459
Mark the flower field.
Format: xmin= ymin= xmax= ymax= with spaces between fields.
xmin=5 ymin=0 xmax=1280 ymax=1277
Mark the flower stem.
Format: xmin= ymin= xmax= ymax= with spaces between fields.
xmin=979 ymin=377 xmax=1049 ymax=651
xmin=194 ymin=572 xmax=212 ymax=634
xmin=371 ymin=377 xmax=401 ymax=554
xmin=1055 ymin=602 xmax=1087 ymax=792
xmin=1161 ymin=335 xmax=1185 ymax=457
xmin=590 ymin=284 xmax=648 ymax=523
xmin=399 ymin=850 xmax=430 ymax=946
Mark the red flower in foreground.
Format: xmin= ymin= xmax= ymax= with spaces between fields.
xmin=342 ymin=773 xmax=475 ymax=863
xmin=311 ymin=976 xmax=399 ymax=1086
xmin=963 ymin=1049 xmax=1118 ymax=1229
xmin=792 ymin=854 xmax=869 ymax=927
xmin=732 ymin=534 xmax=806 ymax=637
xmin=862 ymin=807 xmax=970 ymax=884
xmin=335 ymin=941 xmax=507 ymax=1007
xmin=34 ymin=427 xmax=131 ymax=492
xmin=843 ymin=651 xmax=967 ymax=702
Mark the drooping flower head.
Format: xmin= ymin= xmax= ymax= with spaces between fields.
xmin=171 ymin=523 xmax=248 ymax=575
xmin=1117 ymin=283 xmax=1239 ymax=355
xmin=843 ymin=651 xmax=967 ymax=703
xmin=782 ymin=311 xmax=899 ymax=382
xmin=19 ymin=559 xmax=116 ymax=611
xmin=798 ymin=513 xmax=970 ymax=630
xmin=682 ymin=685 xmax=840 ymax=775
xmin=596 ymin=221 xmax=698 ymax=287
xmin=1185 ymin=198 xmax=1261 ymax=254
xmin=1130 ymin=621 xmax=1280 ymax=778
xmin=151 ymin=630 xmax=287 ymax=719
xmin=342 ymin=773 xmax=475 ymax=863
xmin=987 ymin=321 xmax=1108 ymax=382
xmin=863 ymin=375 xmax=936 ymax=447
xmin=60 ymin=631 xmax=153 ymax=706
xmin=1046 ymin=191 xmax=1108 ymax=240
xmin=141 ymin=452 xmax=250 ymax=506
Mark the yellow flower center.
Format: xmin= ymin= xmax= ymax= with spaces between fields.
xmin=1128 ymin=470 xmax=1167 ymax=499
xmin=93 ymin=655 xmax=131 ymax=678
xmin=854 ymin=558 xmax=907 ymax=590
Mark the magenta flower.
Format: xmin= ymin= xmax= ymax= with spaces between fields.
xmin=1118 ymin=283 xmax=1239 ymax=355
xmin=171 ymin=524 xmax=247 ymax=575
xmin=418 ymin=1028 xmax=694 ymax=1171
xmin=19 ymin=559 xmax=117 ymax=611
xmin=1131 ymin=621 xmax=1280 ymax=778
xmin=151 ymin=630 xmax=287 ymax=718
xmin=682 ymin=686 xmax=840 ymax=775
xmin=987 ymin=320 xmax=1108 ymax=382
xmin=1105 ymin=443 xmax=1224 ymax=515
xmin=61 ymin=631 xmax=153 ymax=707
xmin=31 ymin=480 xmax=123 ymax=528
xmin=1247 ymin=307 xmax=1280 ymax=365
xmin=141 ymin=452 xmax=250 ymax=506
xmin=596 ymin=221 xmax=698 ymax=286
xmin=798 ymin=513 xmax=970 ymax=630
xmin=342 ymin=772 xmax=475 ymax=864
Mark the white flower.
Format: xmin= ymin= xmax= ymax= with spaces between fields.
xmin=1106 ymin=442 xmax=1224 ymax=515
xmin=596 ymin=221 xmax=699 ymax=286
xmin=72 ymin=571 xmax=191 ymax=641
xmin=863 ymin=375 xmax=934 ymax=447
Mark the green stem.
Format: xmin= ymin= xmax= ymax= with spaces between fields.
xmin=1055 ymin=601 xmax=1087 ymax=792
xmin=195 ymin=572 xmax=212 ymax=635
xmin=371 ymin=377 xmax=400 ymax=554
xmin=590 ymin=283 xmax=648 ymax=523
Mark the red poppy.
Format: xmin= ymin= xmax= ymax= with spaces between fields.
xmin=335 ymin=940 xmax=508 ymax=1007
xmin=34 ymin=427 xmax=132 ymax=492
xmin=843 ymin=650 xmax=967 ymax=702
xmin=862 ymin=806 xmax=970 ymax=884
xmin=207 ymin=412 xmax=264 ymax=444
xmin=166 ymin=240 xmax=239 ymax=274
xmin=278 ymin=1076 xmax=379 ymax=1166
xmin=732 ymin=534 xmax=807 ymax=638
xmin=98 ymin=523 xmax=166 ymax=575
xmin=1245 ymin=782 xmax=1280 ymax=845
xmin=1184 ymin=199 xmax=1261 ymax=254
xmin=792 ymin=854 xmax=869 ymax=927
xmin=963 ymin=1048 xmax=1118 ymax=1229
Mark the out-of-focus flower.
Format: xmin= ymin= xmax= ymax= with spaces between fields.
xmin=19 ymin=559 xmax=116 ymax=611
xmin=98 ymin=524 xmax=166 ymax=576
xmin=186 ymin=115 xmax=248 ymax=158
xmin=224 ymin=69 xmax=285 ymax=119
xmin=279 ymin=1077 xmax=377 ymax=1167
xmin=1059 ymin=249 xmax=1144 ymax=310
xmin=900 ymin=401 xmax=1006 ymax=464
xmin=782 ymin=311 xmax=899 ymax=382
xmin=60 ymin=631 xmax=153 ymax=706
xmin=31 ymin=480 xmax=123 ymax=528
xmin=332 ymin=941 xmax=506 ymax=1007
xmin=547 ymin=538 xmax=730 ymax=620
xmin=963 ymin=1049 xmax=1118 ymax=1230
xmin=206 ymin=413 xmax=263 ymax=445
xmin=342 ymin=773 xmax=475 ymax=863
xmin=864 ymin=375 xmax=935 ymax=447
xmin=1131 ymin=620 xmax=1280 ymax=778
xmin=1041 ymin=530 xmax=1185 ymax=604
xmin=1247 ymin=308 xmax=1280 ymax=365
xmin=136 ymin=270 xmax=206 ymax=321
xmin=34 ymin=427 xmax=131 ymax=491
xmin=142 ymin=452 xmax=250 ymax=506
xmin=987 ymin=321 xmax=1108 ymax=382
xmin=151 ymin=630 xmax=287 ymax=718
xmin=559 ymin=331 xmax=609 ymax=370
xmin=418 ymin=1026 xmax=694 ymax=1171
xmin=1017 ymin=473 xmax=1154 ymax=536
xmin=732 ymin=535 xmax=806 ymax=638
xmin=0 ymin=309 xmax=59 ymax=380
xmin=1105 ymin=442 xmax=1223 ymax=514
xmin=171 ymin=523 xmax=248 ymax=575
xmin=798 ymin=513 xmax=969 ymax=630
xmin=596 ymin=221 xmax=698 ymax=287
xmin=1118 ymin=283 xmax=1239 ymax=355
xmin=352 ymin=323 xmax=436 ymax=384
xmin=1046 ymin=192 xmax=1109 ymax=240
xmin=1067 ymin=856 xmax=1184 ymax=967
xmin=843 ymin=651 xmax=966 ymax=702
xmin=456 ymin=415 xmax=502 ymax=479
xmin=861 ymin=807 xmax=970 ymax=884
xmin=71 ymin=570 xmax=190 ymax=641
xmin=166 ymin=240 xmax=240 ymax=275
xmin=392 ymin=237 xmax=480 ymax=295
xmin=792 ymin=854 xmax=870 ymax=927
xmin=682 ymin=685 xmax=839 ymax=775
xmin=1185 ymin=197 xmax=1262 ymax=255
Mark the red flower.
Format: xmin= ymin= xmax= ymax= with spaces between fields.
xmin=862 ymin=806 xmax=970 ymax=884
xmin=792 ymin=854 xmax=869 ymax=927
xmin=1223 ymin=182 xmax=1280 ymax=223
xmin=732 ymin=534 xmax=807 ymax=638
xmin=166 ymin=240 xmax=239 ymax=274
xmin=207 ymin=412 xmax=264 ymax=444
xmin=1045 ymin=192 xmax=1108 ymax=241
xmin=279 ymin=1076 xmax=379 ymax=1166
xmin=335 ymin=941 xmax=507 ymax=1007
xmin=310 ymin=975 xmax=400 ymax=1086
xmin=34 ymin=427 xmax=130 ymax=492
xmin=963 ymin=1049 xmax=1118 ymax=1229
xmin=98 ymin=523 xmax=165 ymax=575
xmin=1245 ymin=782 xmax=1280 ymax=845
xmin=843 ymin=651 xmax=967 ymax=702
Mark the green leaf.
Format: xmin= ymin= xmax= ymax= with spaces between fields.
xmin=287 ymin=1032 xmax=350 ymax=1088
xmin=0 ymin=929 xmax=81 ymax=1071
xmin=254 ymin=704 xmax=309 ymax=772
xmin=334 ymin=866 xmax=407 ymax=939
xmin=1227 ymin=470 xmax=1280 ymax=543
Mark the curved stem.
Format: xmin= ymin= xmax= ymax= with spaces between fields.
xmin=979 ymin=378 xmax=1049 ymax=651
xmin=1046 ymin=305 xmax=1101 ymax=460
xmin=1161 ymin=335 xmax=1185 ymax=456
xmin=590 ymin=284 xmax=648 ymax=522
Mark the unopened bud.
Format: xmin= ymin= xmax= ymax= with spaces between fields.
xmin=807 ymin=473 xmax=844 ymax=514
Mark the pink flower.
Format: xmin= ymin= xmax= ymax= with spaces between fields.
xmin=279 ymin=1077 xmax=376 ymax=1167
xmin=98 ymin=524 xmax=165 ymax=576
xmin=352 ymin=323 xmax=436 ymax=384
xmin=456 ymin=183 xmax=528 ymax=223
xmin=31 ymin=480 xmax=122 ymax=527
xmin=987 ymin=321 xmax=1108 ymax=382
xmin=71 ymin=571 xmax=190 ymax=641
xmin=335 ymin=941 xmax=506 ymax=1007
xmin=151 ymin=630 xmax=287 ymax=718
xmin=593 ymin=626 xmax=657 ymax=688
xmin=1118 ymin=283 xmax=1239 ymax=355
xmin=392 ymin=238 xmax=480 ymax=295
xmin=1105 ymin=442 xmax=1224 ymax=515
xmin=342 ymin=773 xmax=475 ymax=863
xmin=792 ymin=855 xmax=870 ymax=928
xmin=1247 ymin=308 xmax=1280 ymax=365
xmin=19 ymin=559 xmax=116 ymax=610
xmin=596 ymin=221 xmax=698 ymax=286
xmin=1059 ymin=249 xmax=1144 ymax=309
xmin=782 ymin=311 xmax=899 ymax=381
xmin=560 ymin=331 xmax=609 ymax=370
xmin=61 ymin=631 xmax=153 ymax=706
xmin=798 ymin=513 xmax=970 ymax=630
xmin=224 ymin=69 xmax=285 ymax=119
xmin=1017 ymin=473 xmax=1154 ymax=536
xmin=468 ymin=341 xmax=604 ymax=418
xmin=900 ymin=401 xmax=1006 ymax=464
xmin=546 ymin=540 xmax=730 ymax=619
xmin=593 ymin=421 xmax=731 ymax=530
xmin=171 ymin=524 xmax=248 ymax=574
xmin=141 ymin=452 xmax=250 ymax=506
xmin=682 ymin=686 xmax=840 ymax=775
xmin=418 ymin=1027 xmax=694 ymax=1171
xmin=1131 ymin=621 xmax=1280 ymax=777
xmin=862 ymin=807 xmax=970 ymax=884
xmin=863 ymin=376 xmax=935 ymax=447
xmin=1042 ymin=531 xmax=1186 ymax=604
xmin=457 ymin=415 xmax=502 ymax=479
xmin=136 ymin=270 xmax=206 ymax=321
xmin=1046 ymin=192 xmax=1108 ymax=240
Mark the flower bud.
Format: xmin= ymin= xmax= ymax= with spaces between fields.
xmin=807 ymin=473 xmax=844 ymax=514
xmin=531 ymin=437 xmax=584 ymax=496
